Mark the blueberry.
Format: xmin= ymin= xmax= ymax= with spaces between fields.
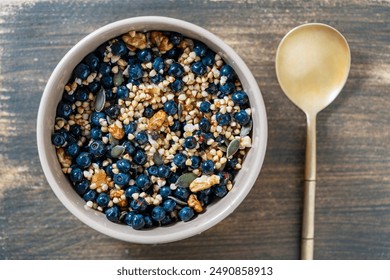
xmin=133 ymin=149 xmax=147 ymax=165
xmin=56 ymin=101 xmax=73 ymax=119
xmin=131 ymin=214 xmax=146 ymax=230
xmin=226 ymin=158 xmax=238 ymax=171
xmin=201 ymin=51 xmax=215 ymax=66
xmin=66 ymin=142 xmax=80 ymax=157
xmin=234 ymin=110 xmax=250 ymax=125
xmin=201 ymin=160 xmax=215 ymax=174
xmin=193 ymin=41 xmax=207 ymax=57
xmin=74 ymin=179 xmax=90 ymax=195
xmin=162 ymin=199 xmax=177 ymax=212
xmin=167 ymin=62 xmax=184 ymax=78
xmin=84 ymin=53 xmax=100 ymax=71
xmin=111 ymin=41 xmax=128 ymax=56
xmin=160 ymin=215 xmax=173 ymax=226
xmin=76 ymin=152 xmax=91 ymax=168
xmin=165 ymin=48 xmax=183 ymax=60
xmin=90 ymin=127 xmax=103 ymax=139
xmin=98 ymin=63 xmax=111 ymax=76
xmin=105 ymin=89 xmax=115 ymax=100
xmin=69 ymin=167 xmax=83 ymax=183
xmin=105 ymin=206 xmax=120 ymax=222
xmin=105 ymin=104 xmax=120 ymax=118
xmin=220 ymin=64 xmax=235 ymax=79
xmin=159 ymin=186 xmax=172 ymax=199
xmin=169 ymin=32 xmax=183 ymax=46
xmin=174 ymin=187 xmax=190 ymax=201
xmin=88 ymin=81 xmax=100 ymax=94
xmin=216 ymin=112 xmax=231 ymax=126
xmin=113 ymin=172 xmax=130 ymax=186
xmin=219 ymin=82 xmax=235 ymax=96
xmin=213 ymin=184 xmax=228 ymax=198
xmin=151 ymin=206 xmax=166 ymax=222
xmin=135 ymin=131 xmax=149 ymax=145
xmin=206 ymin=82 xmax=219 ymax=94
xmin=163 ymin=100 xmax=178 ymax=115
xmin=69 ymin=124 xmax=82 ymax=138
xmin=152 ymin=57 xmax=165 ymax=72
xmin=147 ymin=165 xmax=159 ymax=176
xmin=101 ymin=75 xmax=113 ymax=89
xmin=83 ymin=189 xmax=97 ymax=202
xmin=178 ymin=206 xmax=194 ymax=222
xmin=124 ymin=121 xmax=137 ymax=135
xmin=105 ymin=164 xmax=114 ymax=177
xmin=197 ymin=189 xmax=214 ymax=206
xmin=199 ymin=117 xmax=211 ymax=132
xmin=62 ymin=91 xmax=76 ymax=103
xmin=143 ymin=106 xmax=155 ymax=118
xmin=150 ymin=74 xmax=164 ymax=84
xmin=170 ymin=120 xmax=182 ymax=132
xmin=157 ymin=165 xmax=171 ymax=179
xmin=135 ymin=174 xmax=152 ymax=191
xmin=122 ymin=140 xmax=136 ymax=155
xmin=128 ymin=64 xmax=144 ymax=80
xmin=89 ymin=140 xmax=107 ymax=157
xmin=190 ymin=156 xmax=201 ymax=169
xmin=143 ymin=215 xmax=154 ymax=228
xmin=125 ymin=186 xmax=140 ymax=200
xmin=232 ymin=90 xmax=249 ymax=106
xmin=124 ymin=211 xmax=136 ymax=226
xmin=184 ymin=136 xmax=197 ymax=149
xmin=116 ymin=85 xmax=129 ymax=99
xmin=116 ymin=159 xmax=131 ymax=173
xmin=199 ymin=101 xmax=211 ymax=113
xmin=90 ymin=111 xmax=106 ymax=126
xmin=130 ymin=197 xmax=148 ymax=211
xmin=51 ymin=132 xmax=66 ymax=147
xmin=137 ymin=48 xmax=153 ymax=62
xmin=171 ymin=79 xmax=183 ymax=92
xmin=75 ymin=87 xmax=89 ymax=101
xmin=218 ymin=171 xmax=232 ymax=185
xmin=173 ymin=153 xmax=187 ymax=169
xmin=191 ymin=61 xmax=207 ymax=76
xmin=74 ymin=63 xmax=90 ymax=80
xmin=167 ymin=172 xmax=180 ymax=184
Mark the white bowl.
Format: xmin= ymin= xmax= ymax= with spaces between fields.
xmin=37 ymin=16 xmax=267 ymax=244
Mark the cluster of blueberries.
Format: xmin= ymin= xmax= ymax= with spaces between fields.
xmin=52 ymin=31 xmax=252 ymax=230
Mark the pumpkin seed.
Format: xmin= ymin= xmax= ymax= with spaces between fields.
xmin=227 ymin=138 xmax=240 ymax=158
xmin=153 ymin=152 xmax=164 ymax=165
xmin=113 ymin=70 xmax=124 ymax=87
xmin=167 ymin=195 xmax=188 ymax=206
xmin=95 ymin=88 xmax=105 ymax=112
xmin=178 ymin=103 xmax=183 ymax=119
xmin=240 ymin=119 xmax=252 ymax=136
xmin=175 ymin=172 xmax=198 ymax=188
xmin=110 ymin=145 xmax=125 ymax=158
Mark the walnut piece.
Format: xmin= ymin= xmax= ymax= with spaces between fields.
xmin=187 ymin=194 xmax=203 ymax=213
xmin=189 ymin=174 xmax=220 ymax=192
xmin=148 ymin=110 xmax=167 ymax=131
xmin=150 ymin=31 xmax=173 ymax=52
xmin=122 ymin=31 xmax=147 ymax=50
xmin=108 ymin=123 xmax=125 ymax=140
xmin=92 ymin=169 xmax=107 ymax=188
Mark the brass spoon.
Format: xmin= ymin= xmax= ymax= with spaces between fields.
xmin=275 ymin=23 xmax=351 ymax=260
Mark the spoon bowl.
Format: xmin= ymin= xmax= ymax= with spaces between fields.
xmin=275 ymin=23 xmax=351 ymax=259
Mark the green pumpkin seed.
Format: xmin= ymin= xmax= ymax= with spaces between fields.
xmin=167 ymin=196 xmax=188 ymax=206
xmin=227 ymin=138 xmax=240 ymax=158
xmin=175 ymin=172 xmax=198 ymax=188
xmin=153 ymin=152 xmax=164 ymax=165
xmin=113 ymin=71 xmax=124 ymax=87
xmin=95 ymin=88 xmax=105 ymax=112
xmin=240 ymin=119 xmax=252 ymax=137
xmin=110 ymin=145 xmax=125 ymax=158
xmin=178 ymin=103 xmax=183 ymax=119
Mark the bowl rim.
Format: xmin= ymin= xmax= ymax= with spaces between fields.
xmin=37 ymin=16 xmax=268 ymax=244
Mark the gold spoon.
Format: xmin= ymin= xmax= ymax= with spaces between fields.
xmin=275 ymin=23 xmax=351 ymax=260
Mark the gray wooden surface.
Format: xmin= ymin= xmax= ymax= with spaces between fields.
xmin=0 ymin=0 xmax=389 ymax=259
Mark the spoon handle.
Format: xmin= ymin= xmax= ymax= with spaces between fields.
xmin=301 ymin=114 xmax=317 ymax=260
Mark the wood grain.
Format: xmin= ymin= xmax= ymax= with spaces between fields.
xmin=0 ymin=0 xmax=389 ymax=260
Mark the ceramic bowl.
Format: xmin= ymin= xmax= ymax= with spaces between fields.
xmin=37 ymin=16 xmax=267 ymax=243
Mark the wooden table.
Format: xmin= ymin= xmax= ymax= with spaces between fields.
xmin=0 ymin=0 xmax=389 ymax=260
